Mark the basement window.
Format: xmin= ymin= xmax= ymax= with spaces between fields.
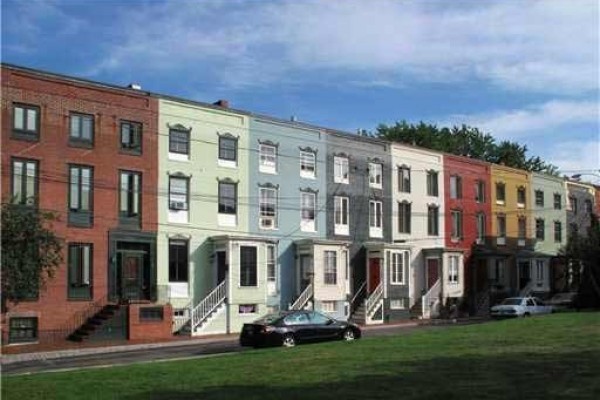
xmin=238 ymin=304 xmax=258 ymax=314
xmin=9 ymin=317 xmax=38 ymax=344
xmin=140 ymin=307 xmax=164 ymax=321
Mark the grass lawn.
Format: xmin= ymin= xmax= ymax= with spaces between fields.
xmin=3 ymin=313 xmax=600 ymax=400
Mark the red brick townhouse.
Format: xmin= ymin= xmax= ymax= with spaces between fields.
xmin=443 ymin=154 xmax=492 ymax=314
xmin=1 ymin=64 xmax=169 ymax=346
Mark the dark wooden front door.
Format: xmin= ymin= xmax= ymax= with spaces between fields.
xmin=368 ymin=258 xmax=381 ymax=293
xmin=121 ymin=252 xmax=144 ymax=300
xmin=519 ymin=261 xmax=531 ymax=290
xmin=427 ymin=258 xmax=439 ymax=289
xmin=217 ymin=251 xmax=227 ymax=283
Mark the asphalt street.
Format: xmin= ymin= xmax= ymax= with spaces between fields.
xmin=2 ymin=321 xmax=479 ymax=376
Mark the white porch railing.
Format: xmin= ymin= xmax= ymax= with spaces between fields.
xmin=191 ymin=280 xmax=227 ymax=331
xmin=173 ymin=301 xmax=192 ymax=332
xmin=421 ymin=279 xmax=441 ymax=319
xmin=290 ymin=284 xmax=313 ymax=310
xmin=365 ymin=283 xmax=383 ymax=316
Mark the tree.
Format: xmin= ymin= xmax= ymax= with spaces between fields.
xmin=1 ymin=202 xmax=63 ymax=310
xmin=559 ymin=214 xmax=600 ymax=308
xmin=376 ymin=121 xmax=558 ymax=175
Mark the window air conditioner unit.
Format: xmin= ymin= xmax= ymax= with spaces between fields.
xmin=261 ymin=217 xmax=274 ymax=228
xmin=170 ymin=201 xmax=186 ymax=210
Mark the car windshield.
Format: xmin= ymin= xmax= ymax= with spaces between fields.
xmin=501 ymin=298 xmax=523 ymax=306
xmin=253 ymin=313 xmax=283 ymax=324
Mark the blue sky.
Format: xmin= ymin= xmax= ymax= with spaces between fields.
xmin=2 ymin=0 xmax=599 ymax=181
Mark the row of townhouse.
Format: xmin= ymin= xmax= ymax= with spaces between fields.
xmin=2 ymin=64 xmax=598 ymax=345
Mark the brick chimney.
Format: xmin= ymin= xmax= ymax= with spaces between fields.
xmin=213 ymin=99 xmax=229 ymax=108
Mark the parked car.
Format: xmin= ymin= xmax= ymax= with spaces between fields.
xmin=239 ymin=310 xmax=362 ymax=348
xmin=490 ymin=297 xmax=554 ymax=319
xmin=547 ymin=292 xmax=578 ymax=311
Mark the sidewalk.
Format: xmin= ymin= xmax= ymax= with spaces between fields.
xmin=1 ymin=318 xmax=482 ymax=365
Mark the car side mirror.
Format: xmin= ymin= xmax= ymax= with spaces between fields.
xmin=326 ymin=319 xmax=334 ymax=325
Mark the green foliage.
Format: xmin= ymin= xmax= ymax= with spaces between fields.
xmin=1 ymin=202 xmax=63 ymax=308
xmin=560 ymin=214 xmax=600 ymax=307
xmin=377 ymin=120 xmax=558 ymax=174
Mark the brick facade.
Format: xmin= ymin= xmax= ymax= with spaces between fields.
xmin=1 ymin=65 xmax=158 ymax=345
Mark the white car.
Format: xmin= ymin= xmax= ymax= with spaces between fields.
xmin=490 ymin=297 xmax=554 ymax=319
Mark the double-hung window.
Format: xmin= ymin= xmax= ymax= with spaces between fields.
xmin=9 ymin=317 xmax=38 ymax=344
xmin=517 ymin=187 xmax=526 ymax=208
xmin=324 ymin=251 xmax=337 ymax=285
xmin=69 ymin=112 xmax=94 ymax=146
xmin=427 ymin=205 xmax=439 ymax=236
xmin=12 ymin=103 xmax=40 ymax=140
xmin=585 ymin=199 xmax=593 ymax=214
xmin=496 ymin=182 xmax=506 ymax=204
xmin=554 ymin=221 xmax=562 ymax=242
xmin=334 ymin=156 xmax=349 ymax=184
xmin=218 ymin=182 xmax=237 ymax=215
xmin=169 ymin=128 xmax=190 ymax=157
xmin=450 ymin=175 xmax=462 ymax=199
xmin=68 ymin=243 xmax=93 ymax=299
xmin=497 ymin=214 xmax=507 ymax=244
xmin=300 ymin=191 xmax=316 ymax=232
xmin=448 ymin=256 xmax=459 ymax=284
xmin=266 ymin=244 xmax=277 ymax=284
xmin=475 ymin=180 xmax=485 ymax=203
xmin=240 ymin=246 xmax=258 ymax=287
xmin=390 ymin=252 xmax=406 ymax=285
xmin=398 ymin=166 xmax=411 ymax=193
xmin=169 ymin=176 xmax=189 ymax=211
xmin=476 ymin=213 xmax=486 ymax=243
xmin=536 ymin=218 xmax=545 ymax=241
xmin=11 ymin=158 xmax=38 ymax=206
xmin=218 ymin=136 xmax=237 ymax=166
xmin=554 ymin=194 xmax=562 ymax=210
xmin=426 ymin=171 xmax=438 ymax=197
xmin=518 ymin=217 xmax=527 ymax=244
xmin=119 ymin=171 xmax=141 ymax=223
xmin=334 ymin=196 xmax=349 ymax=235
xmin=451 ymin=210 xmax=462 ymax=240
xmin=120 ymin=121 xmax=142 ymax=154
xmin=300 ymin=151 xmax=316 ymax=178
xmin=369 ymin=163 xmax=382 ymax=189
xmin=398 ymin=201 xmax=411 ymax=234
xmin=259 ymin=144 xmax=277 ymax=174
xmin=69 ymin=165 xmax=93 ymax=227
xmin=259 ymin=187 xmax=277 ymax=229
xmin=535 ymin=190 xmax=544 ymax=207
xmin=369 ymin=200 xmax=383 ymax=237
xmin=569 ymin=196 xmax=578 ymax=213
xmin=169 ymin=239 xmax=189 ymax=282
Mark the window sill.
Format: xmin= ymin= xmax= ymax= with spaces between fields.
xmin=300 ymin=173 xmax=316 ymax=180
xmin=119 ymin=149 xmax=142 ymax=156
xmin=11 ymin=132 xmax=40 ymax=142
xmin=496 ymin=200 xmax=505 ymax=206
xmin=69 ymin=140 xmax=94 ymax=149
xmin=5 ymin=340 xmax=40 ymax=347
xmin=218 ymin=159 xmax=238 ymax=169
xmin=259 ymin=167 xmax=277 ymax=175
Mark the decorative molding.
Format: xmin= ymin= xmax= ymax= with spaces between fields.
xmin=299 ymin=146 xmax=317 ymax=154
xmin=258 ymin=139 xmax=279 ymax=147
xmin=368 ymin=157 xmax=383 ymax=164
xmin=258 ymin=182 xmax=279 ymax=189
xmin=167 ymin=171 xmax=192 ymax=178
xmin=217 ymin=177 xmax=239 ymax=184
xmin=333 ymin=152 xmax=350 ymax=158
xmin=167 ymin=123 xmax=191 ymax=132
xmin=217 ymin=131 xmax=239 ymax=140
xmin=166 ymin=233 xmax=192 ymax=240
xmin=299 ymin=187 xmax=319 ymax=194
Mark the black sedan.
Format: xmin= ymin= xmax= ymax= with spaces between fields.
xmin=239 ymin=310 xmax=362 ymax=348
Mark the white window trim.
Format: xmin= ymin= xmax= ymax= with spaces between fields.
xmin=300 ymin=151 xmax=316 ymax=179
xmin=334 ymin=156 xmax=349 ymax=184
xmin=369 ymin=163 xmax=382 ymax=189
xmin=259 ymin=144 xmax=277 ymax=174
xmin=300 ymin=191 xmax=317 ymax=232
xmin=390 ymin=251 xmax=406 ymax=285
xmin=369 ymin=200 xmax=383 ymax=238
xmin=334 ymin=196 xmax=349 ymax=235
xmin=448 ymin=256 xmax=459 ymax=285
xmin=259 ymin=187 xmax=278 ymax=230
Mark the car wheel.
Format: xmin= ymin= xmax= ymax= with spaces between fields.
xmin=523 ymin=312 xmax=530 ymax=318
xmin=342 ymin=329 xmax=356 ymax=341
xmin=282 ymin=334 xmax=296 ymax=348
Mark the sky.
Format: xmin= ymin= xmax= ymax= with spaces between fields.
xmin=2 ymin=0 xmax=599 ymax=182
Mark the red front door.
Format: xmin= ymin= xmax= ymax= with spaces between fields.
xmin=368 ymin=258 xmax=381 ymax=293
xmin=427 ymin=259 xmax=439 ymax=289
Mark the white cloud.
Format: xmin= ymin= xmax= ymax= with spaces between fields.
xmin=445 ymin=100 xmax=599 ymax=139
xmin=546 ymin=140 xmax=600 ymax=184
xmin=78 ymin=0 xmax=598 ymax=93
